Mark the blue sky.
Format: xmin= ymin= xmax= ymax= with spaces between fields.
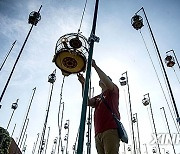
xmin=0 ymin=0 xmax=180 ymax=153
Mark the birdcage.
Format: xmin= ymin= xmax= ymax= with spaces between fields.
xmin=131 ymin=15 xmax=144 ymax=30
xmin=165 ymin=55 xmax=175 ymax=67
xmin=48 ymin=72 xmax=56 ymax=83
xmin=119 ymin=76 xmax=127 ymax=86
xmin=142 ymin=97 xmax=150 ymax=106
xmin=28 ymin=11 xmax=41 ymax=26
xmin=11 ymin=102 xmax=18 ymax=110
xmin=53 ymin=33 xmax=89 ymax=76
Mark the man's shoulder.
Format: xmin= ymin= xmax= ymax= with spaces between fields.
xmin=107 ymin=84 xmax=119 ymax=94
xmin=112 ymin=83 xmax=119 ymax=92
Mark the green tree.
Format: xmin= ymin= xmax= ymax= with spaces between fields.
xmin=0 ymin=127 xmax=11 ymax=154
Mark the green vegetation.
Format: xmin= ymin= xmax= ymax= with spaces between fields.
xmin=0 ymin=127 xmax=11 ymax=154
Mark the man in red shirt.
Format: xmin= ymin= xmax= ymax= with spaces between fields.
xmin=78 ymin=59 xmax=120 ymax=154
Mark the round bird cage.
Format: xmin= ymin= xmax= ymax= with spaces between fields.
xmin=64 ymin=134 xmax=68 ymax=141
xmin=165 ymin=55 xmax=175 ymax=67
xmin=152 ymin=147 xmax=157 ymax=153
xmin=48 ymin=73 xmax=56 ymax=83
xmin=142 ymin=97 xmax=150 ymax=106
xmin=132 ymin=116 xmax=137 ymax=123
xmin=131 ymin=15 xmax=144 ymax=30
xmin=127 ymin=145 xmax=131 ymax=151
xmin=28 ymin=11 xmax=41 ymax=26
xmin=54 ymin=138 xmax=57 ymax=144
xmin=64 ymin=123 xmax=69 ymax=129
xmin=119 ymin=76 xmax=127 ymax=86
xmin=11 ymin=102 xmax=18 ymax=110
xmin=53 ymin=33 xmax=89 ymax=76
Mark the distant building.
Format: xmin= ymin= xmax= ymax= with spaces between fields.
xmin=8 ymin=138 xmax=22 ymax=154
xmin=0 ymin=127 xmax=22 ymax=154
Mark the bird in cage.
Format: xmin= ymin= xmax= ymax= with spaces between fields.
xmin=69 ymin=36 xmax=82 ymax=49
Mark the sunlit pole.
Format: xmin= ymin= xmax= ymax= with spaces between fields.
xmin=119 ymin=71 xmax=136 ymax=154
xmin=0 ymin=6 xmax=42 ymax=103
xmin=133 ymin=113 xmax=141 ymax=154
xmin=142 ymin=93 xmax=161 ymax=154
xmin=160 ymin=107 xmax=176 ymax=154
xmin=7 ymin=99 xmax=19 ymax=130
xmin=72 ymin=128 xmax=79 ymax=154
xmin=44 ymin=127 xmax=50 ymax=154
xmin=32 ymin=133 xmax=40 ymax=154
xmin=86 ymin=87 xmax=94 ymax=154
xmin=123 ymin=143 xmax=126 ymax=154
xmin=18 ymin=87 xmax=36 ymax=146
xmin=162 ymin=148 xmax=165 ymax=154
xmin=77 ymin=0 xmax=100 ymax=153
xmin=64 ymin=120 xmax=70 ymax=154
xmin=22 ymin=134 xmax=27 ymax=152
xmin=57 ymin=102 xmax=65 ymax=154
xmin=19 ymin=118 xmax=29 ymax=149
xmin=0 ymin=40 xmax=16 ymax=72
xmin=132 ymin=7 xmax=179 ymax=125
xmin=11 ymin=123 xmax=16 ymax=137
xmin=38 ymin=70 xmax=56 ymax=154
xmin=143 ymin=144 xmax=148 ymax=154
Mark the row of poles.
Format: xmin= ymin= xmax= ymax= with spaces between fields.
xmin=1 ymin=72 xmax=176 ymax=154
xmin=0 ymin=70 xmax=70 ymax=154
xmin=119 ymin=73 xmax=177 ymax=154
xmin=3 ymin=71 xmax=178 ymax=154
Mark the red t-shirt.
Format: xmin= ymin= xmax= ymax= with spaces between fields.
xmin=94 ymin=85 xmax=120 ymax=135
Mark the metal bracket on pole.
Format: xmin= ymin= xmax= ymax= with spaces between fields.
xmin=88 ymin=33 xmax=100 ymax=43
